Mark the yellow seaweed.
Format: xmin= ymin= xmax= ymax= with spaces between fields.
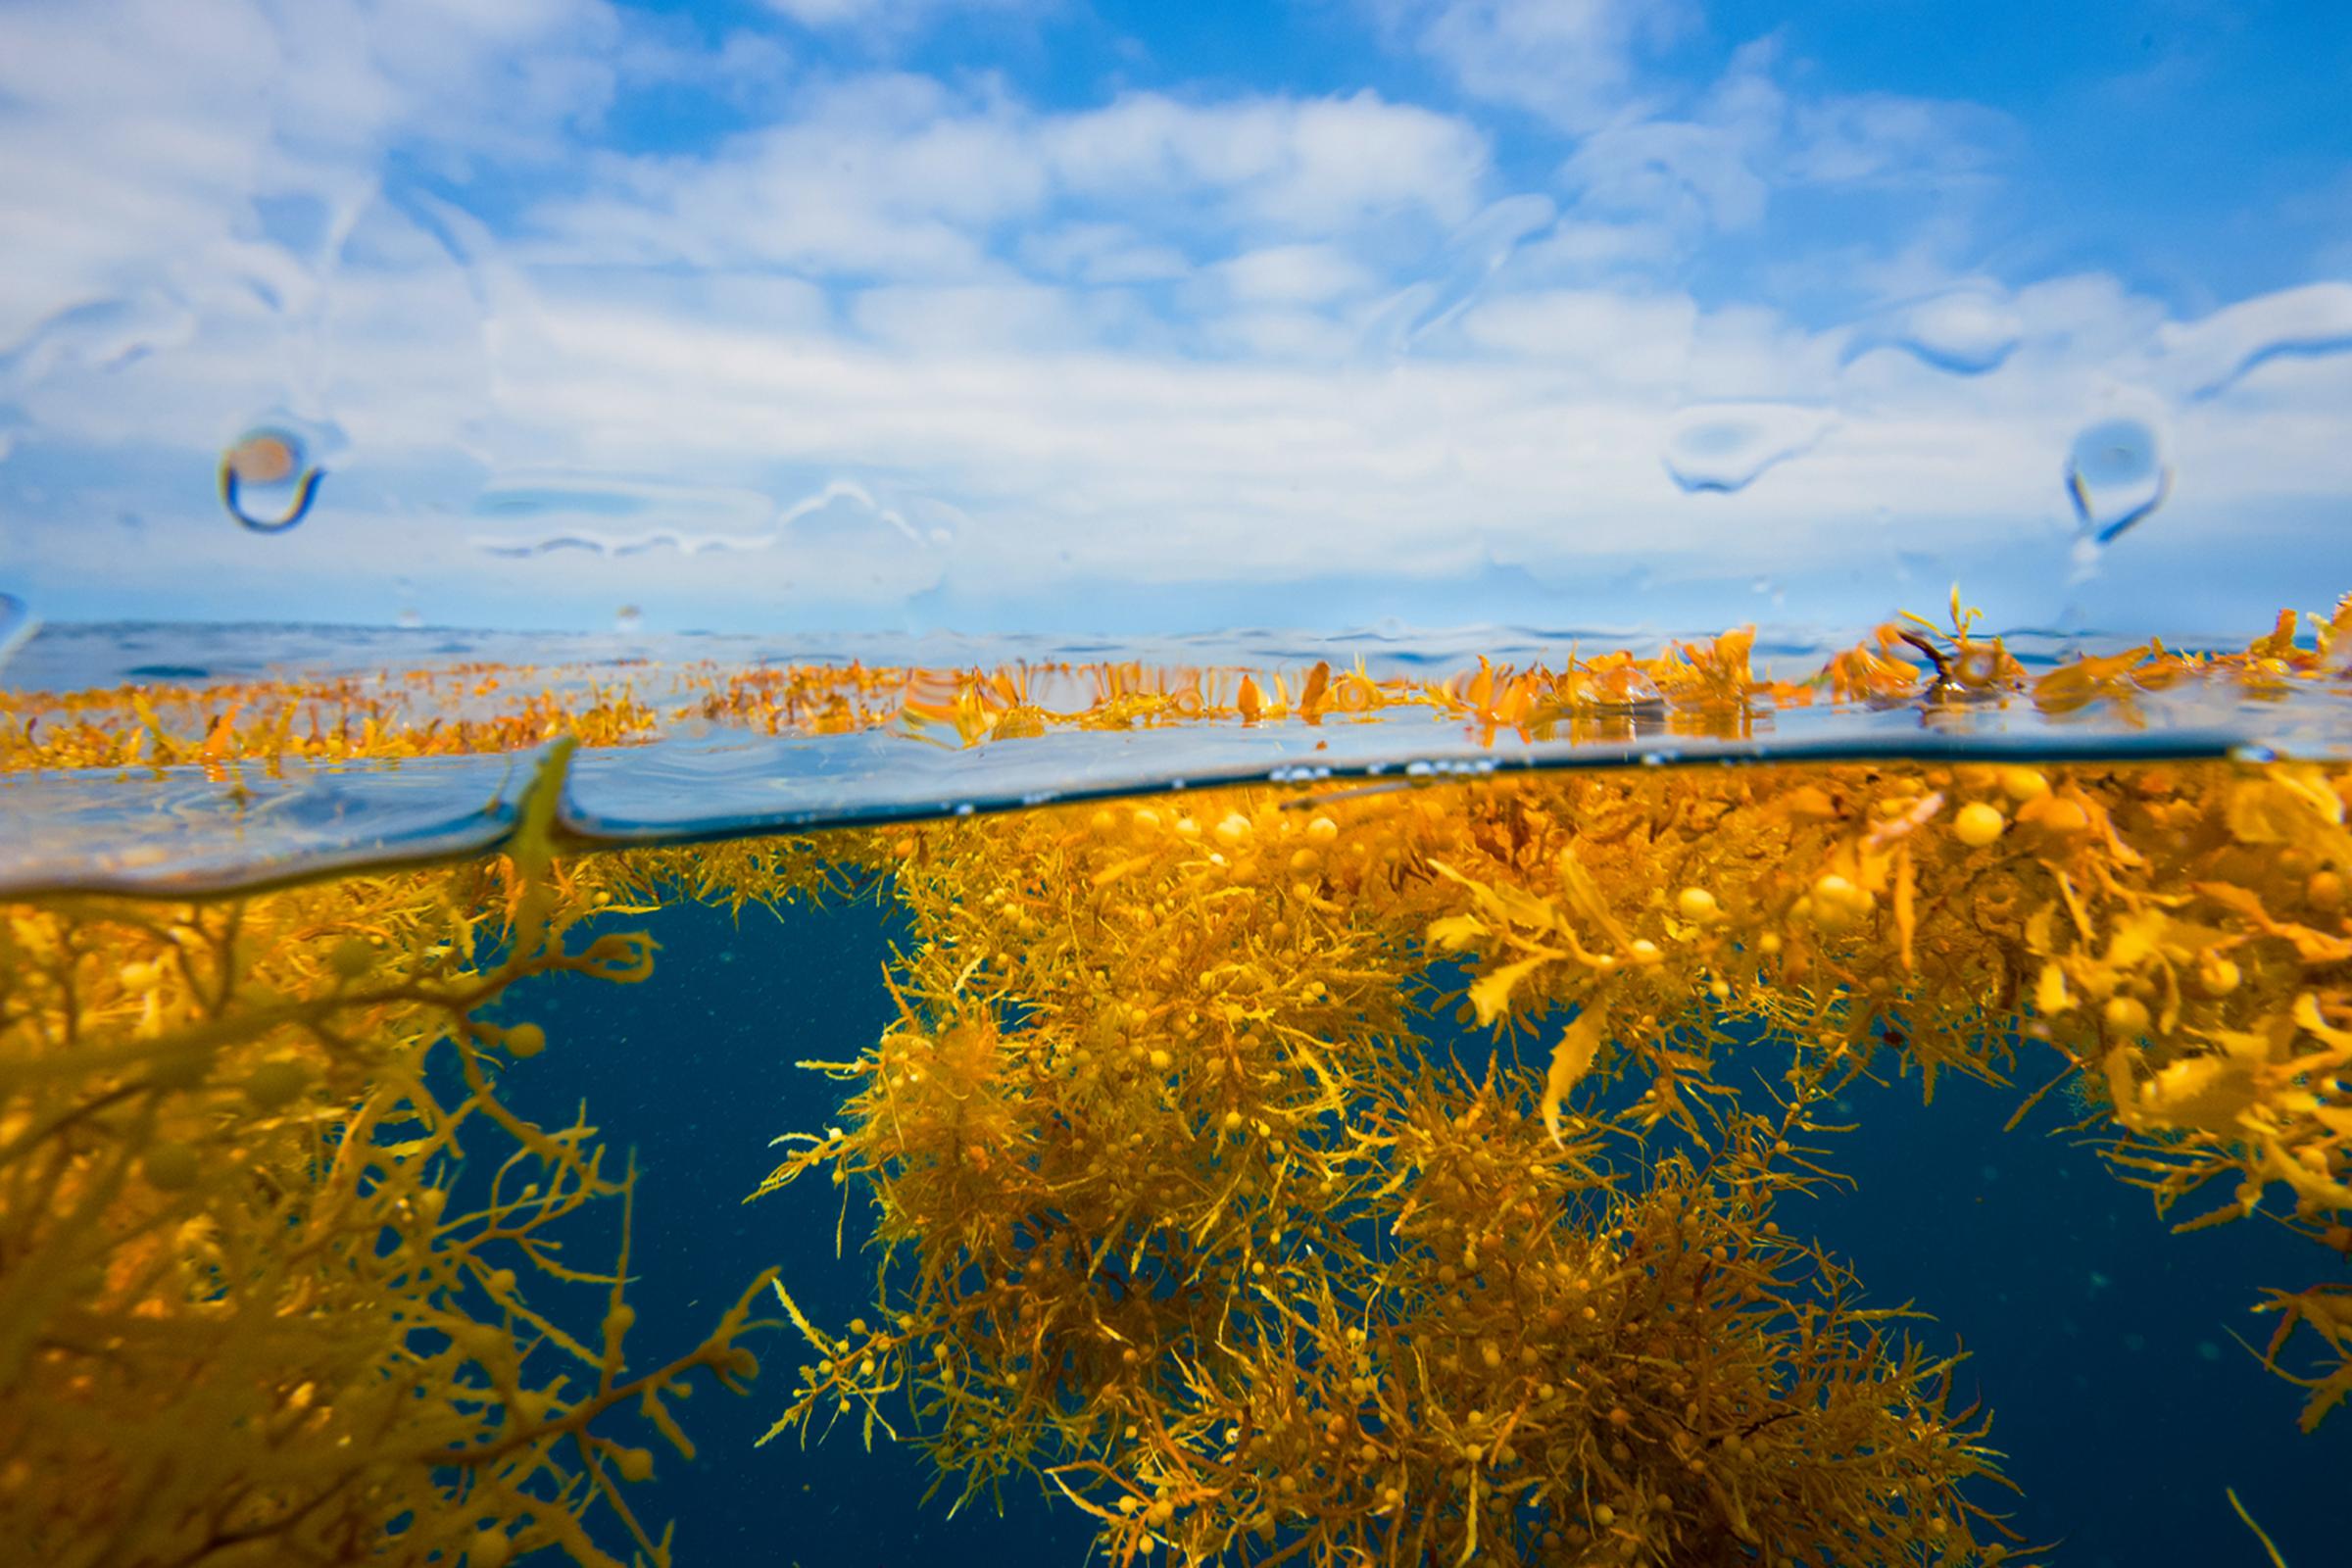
xmin=748 ymin=742 xmax=2352 ymax=1564
xmin=12 ymin=599 xmax=2352 ymax=1561
xmin=0 ymin=750 xmax=780 ymax=1566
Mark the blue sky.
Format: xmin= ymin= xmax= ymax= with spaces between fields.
xmin=3 ymin=0 xmax=2351 ymax=639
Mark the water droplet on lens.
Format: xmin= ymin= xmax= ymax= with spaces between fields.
xmin=614 ymin=605 xmax=645 ymax=633
xmin=0 ymin=592 xmax=39 ymax=678
xmin=0 ymin=292 xmax=197 ymax=389
xmin=2071 ymin=420 xmax=2157 ymax=488
xmin=220 ymin=425 xmax=325 ymax=533
xmin=2163 ymin=280 xmax=2352 ymax=399
xmin=1661 ymin=405 xmax=1833 ymax=494
xmin=1863 ymin=291 xmax=2023 ymax=375
xmin=467 ymin=474 xmax=781 ymax=558
xmin=1361 ymin=194 xmax=1555 ymax=357
xmin=225 ymin=429 xmax=302 ymax=486
xmin=396 ymin=608 xmax=423 ymax=630
xmin=2064 ymin=416 xmax=2171 ymax=549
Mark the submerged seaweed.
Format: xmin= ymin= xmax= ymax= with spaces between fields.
xmin=740 ymin=750 xmax=2352 ymax=1567
xmin=0 ymin=750 xmax=777 ymax=1566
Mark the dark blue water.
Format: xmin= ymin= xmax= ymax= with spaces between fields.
xmin=1783 ymin=1065 xmax=2343 ymax=1567
xmin=482 ymin=894 xmax=1076 ymax=1567
xmin=480 ymin=893 xmax=2344 ymax=1568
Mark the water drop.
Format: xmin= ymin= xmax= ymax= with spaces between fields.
xmin=2064 ymin=416 xmax=2171 ymax=547
xmin=220 ymin=427 xmax=324 ymax=533
xmin=467 ymin=475 xmax=780 ymax=558
xmin=225 ymin=430 xmax=300 ymax=486
xmin=1855 ymin=291 xmax=2023 ymax=375
xmin=2162 ymin=280 xmax=2352 ymax=399
xmin=0 ymin=292 xmax=197 ymax=389
xmin=0 ymin=592 xmax=38 ymax=679
xmin=1660 ymin=405 xmax=1833 ymax=494
xmin=1360 ymin=194 xmax=1555 ymax=357
xmin=614 ymin=605 xmax=645 ymax=633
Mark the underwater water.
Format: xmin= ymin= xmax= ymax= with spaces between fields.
xmin=521 ymin=899 xmax=2345 ymax=1568
xmin=5 ymin=616 xmax=2352 ymax=1568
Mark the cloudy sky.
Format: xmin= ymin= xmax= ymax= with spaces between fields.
xmin=2 ymin=0 xmax=2349 ymax=640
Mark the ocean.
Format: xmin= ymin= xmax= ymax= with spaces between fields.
xmin=3 ymin=617 xmax=2348 ymax=1568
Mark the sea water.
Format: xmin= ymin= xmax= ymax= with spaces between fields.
xmin=3 ymin=619 xmax=2348 ymax=1568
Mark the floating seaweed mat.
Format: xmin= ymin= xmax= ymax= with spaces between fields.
xmin=0 ymin=718 xmax=2258 ymax=900
xmin=12 ymin=601 xmax=2352 ymax=898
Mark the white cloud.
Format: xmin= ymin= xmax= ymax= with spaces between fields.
xmin=1458 ymin=289 xmax=1694 ymax=388
xmin=528 ymin=83 xmax=1487 ymax=291
xmin=1681 ymin=303 xmax=1841 ymax=402
xmin=534 ymin=75 xmax=1042 ymax=278
xmin=1557 ymin=40 xmax=2012 ymax=250
xmin=1019 ymin=222 xmax=1191 ymax=284
xmin=852 ymin=281 xmax=1130 ymax=352
xmin=1057 ymin=91 xmax=1485 ymax=236
xmin=1783 ymin=90 xmax=2007 ymax=189
xmin=757 ymin=0 xmax=1044 ymax=31
xmin=1372 ymin=0 xmax=1697 ymax=133
xmin=1216 ymin=245 xmax=1376 ymax=307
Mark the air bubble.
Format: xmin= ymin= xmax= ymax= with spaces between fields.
xmin=1661 ymin=405 xmax=1833 ymax=494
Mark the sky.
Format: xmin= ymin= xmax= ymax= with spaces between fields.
xmin=3 ymin=0 xmax=2351 ymax=640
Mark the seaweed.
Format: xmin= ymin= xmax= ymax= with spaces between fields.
xmin=0 ymin=747 xmax=778 ymax=1566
